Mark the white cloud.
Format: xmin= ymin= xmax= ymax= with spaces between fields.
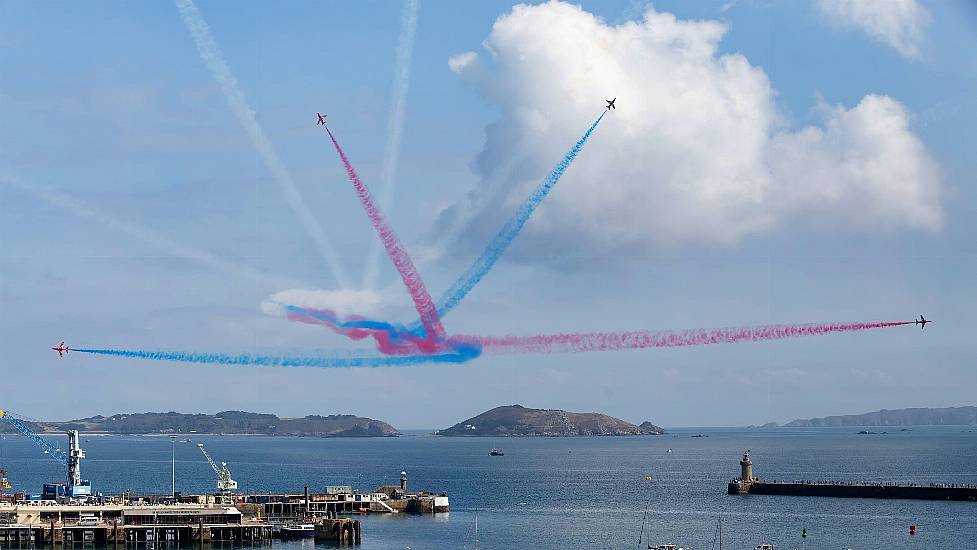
xmin=261 ymin=288 xmax=383 ymax=318
xmin=443 ymin=1 xmax=941 ymax=258
xmin=817 ymin=0 xmax=930 ymax=59
xmin=448 ymin=51 xmax=479 ymax=74
xmin=769 ymin=94 xmax=941 ymax=230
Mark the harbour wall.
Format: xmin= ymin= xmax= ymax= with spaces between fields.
xmin=729 ymin=481 xmax=977 ymax=501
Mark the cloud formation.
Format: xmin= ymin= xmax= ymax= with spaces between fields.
xmin=817 ymin=0 xmax=930 ymax=59
xmin=261 ymin=288 xmax=382 ymax=318
xmin=442 ymin=1 xmax=941 ymax=259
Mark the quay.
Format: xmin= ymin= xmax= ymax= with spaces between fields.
xmin=728 ymin=450 xmax=977 ymax=502
xmin=239 ymin=472 xmax=449 ymax=518
xmin=0 ymin=471 xmax=449 ymax=545
xmin=0 ymin=425 xmax=448 ymax=546
xmin=0 ymin=502 xmax=271 ymax=545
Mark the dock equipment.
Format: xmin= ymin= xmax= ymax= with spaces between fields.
xmin=0 ymin=410 xmax=91 ymax=498
xmin=197 ymin=444 xmax=237 ymax=502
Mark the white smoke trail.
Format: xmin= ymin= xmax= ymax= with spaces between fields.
xmin=1 ymin=176 xmax=304 ymax=289
xmin=175 ymin=0 xmax=350 ymax=288
xmin=362 ymin=0 xmax=420 ymax=291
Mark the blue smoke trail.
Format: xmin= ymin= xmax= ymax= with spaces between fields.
xmin=415 ymin=111 xmax=607 ymax=328
xmin=73 ymin=347 xmax=478 ymax=367
xmin=284 ymin=305 xmax=426 ymax=339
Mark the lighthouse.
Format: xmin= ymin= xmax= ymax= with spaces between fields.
xmin=740 ymin=449 xmax=753 ymax=481
xmin=728 ymin=450 xmax=756 ymax=495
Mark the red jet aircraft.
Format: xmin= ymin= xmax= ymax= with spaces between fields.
xmin=52 ymin=342 xmax=70 ymax=357
xmin=316 ymin=113 xmax=328 ymax=125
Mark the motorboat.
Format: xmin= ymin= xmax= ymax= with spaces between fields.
xmin=280 ymin=523 xmax=315 ymax=538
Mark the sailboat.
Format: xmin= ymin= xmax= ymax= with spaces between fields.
xmin=638 ymin=497 xmax=687 ymax=550
xmin=710 ymin=517 xmax=723 ymax=550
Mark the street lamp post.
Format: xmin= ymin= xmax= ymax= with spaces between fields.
xmin=170 ymin=435 xmax=176 ymax=499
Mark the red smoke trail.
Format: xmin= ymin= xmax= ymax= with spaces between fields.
xmin=460 ymin=321 xmax=913 ymax=354
xmin=322 ymin=126 xmax=445 ymax=345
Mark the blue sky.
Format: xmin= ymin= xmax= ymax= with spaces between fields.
xmin=1 ymin=0 xmax=975 ymax=428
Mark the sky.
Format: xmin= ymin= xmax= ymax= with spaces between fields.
xmin=1 ymin=0 xmax=975 ymax=428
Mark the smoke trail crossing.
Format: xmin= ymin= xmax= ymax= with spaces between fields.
xmin=322 ymin=126 xmax=445 ymax=343
xmin=461 ymin=321 xmax=913 ymax=354
xmin=73 ymin=347 xmax=477 ymax=367
xmin=285 ymin=305 xmax=481 ymax=358
xmin=363 ymin=0 xmax=420 ymax=292
xmin=175 ymin=0 xmax=350 ymax=288
xmin=422 ymin=111 xmax=607 ymax=325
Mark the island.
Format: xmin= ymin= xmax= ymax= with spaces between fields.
xmin=0 ymin=410 xmax=400 ymax=437
xmin=783 ymin=406 xmax=977 ymax=428
xmin=436 ymin=405 xmax=665 ymax=436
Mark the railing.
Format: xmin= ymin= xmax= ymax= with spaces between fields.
xmin=733 ymin=478 xmax=977 ymax=489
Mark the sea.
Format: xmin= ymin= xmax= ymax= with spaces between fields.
xmin=3 ymin=427 xmax=976 ymax=549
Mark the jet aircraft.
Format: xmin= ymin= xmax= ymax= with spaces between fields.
xmin=316 ymin=113 xmax=328 ymax=125
xmin=915 ymin=315 xmax=931 ymax=329
xmin=605 ymin=98 xmax=616 ymax=110
xmin=52 ymin=341 xmax=70 ymax=357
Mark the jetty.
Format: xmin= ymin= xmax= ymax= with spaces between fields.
xmin=0 ymin=502 xmax=271 ymax=545
xmin=728 ymin=450 xmax=977 ymax=501
xmin=0 ymin=473 xmax=448 ymax=546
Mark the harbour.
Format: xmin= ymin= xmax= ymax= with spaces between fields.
xmin=0 ymin=481 xmax=452 ymax=545
xmin=2 ymin=428 xmax=976 ymax=547
xmin=0 ymin=420 xmax=449 ymax=546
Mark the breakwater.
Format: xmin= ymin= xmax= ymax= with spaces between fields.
xmin=728 ymin=479 xmax=977 ymax=501
xmin=728 ymin=450 xmax=977 ymax=501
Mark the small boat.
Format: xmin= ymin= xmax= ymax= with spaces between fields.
xmin=280 ymin=523 xmax=315 ymax=538
xmin=489 ymin=449 xmax=504 ymax=456
xmin=639 ymin=492 xmax=689 ymax=550
xmin=665 ymin=449 xmax=673 ymax=453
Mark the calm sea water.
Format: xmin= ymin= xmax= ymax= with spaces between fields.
xmin=3 ymin=427 xmax=976 ymax=549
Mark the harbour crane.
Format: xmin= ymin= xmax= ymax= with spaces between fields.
xmin=0 ymin=409 xmax=91 ymax=498
xmin=197 ymin=443 xmax=237 ymax=503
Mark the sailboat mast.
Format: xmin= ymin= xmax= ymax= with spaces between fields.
xmin=719 ymin=516 xmax=723 ymax=550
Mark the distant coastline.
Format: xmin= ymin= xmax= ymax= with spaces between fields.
xmin=772 ymin=406 xmax=977 ymax=428
xmin=0 ymin=410 xmax=400 ymax=438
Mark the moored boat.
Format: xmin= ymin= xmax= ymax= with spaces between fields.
xmin=280 ymin=523 xmax=315 ymax=538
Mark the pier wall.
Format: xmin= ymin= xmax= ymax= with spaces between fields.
xmin=0 ymin=522 xmax=272 ymax=544
xmin=382 ymin=496 xmax=449 ymax=514
xmin=315 ymin=518 xmax=361 ymax=544
xmin=729 ymin=481 xmax=977 ymax=501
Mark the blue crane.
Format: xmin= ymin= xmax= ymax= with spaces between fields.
xmin=0 ymin=409 xmax=91 ymax=498
xmin=0 ymin=409 xmax=69 ymax=465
